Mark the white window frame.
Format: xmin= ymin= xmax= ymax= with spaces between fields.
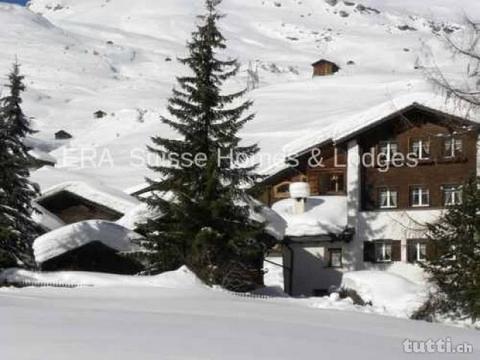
xmin=328 ymin=248 xmax=343 ymax=268
xmin=379 ymin=141 xmax=399 ymax=162
xmin=379 ymin=188 xmax=398 ymax=209
xmin=375 ymin=241 xmax=392 ymax=263
xmin=416 ymin=242 xmax=427 ymax=262
xmin=443 ymin=185 xmax=462 ymax=206
xmin=411 ymin=139 xmax=430 ymax=160
xmin=411 ymin=186 xmax=430 ymax=208
xmin=444 ymin=137 xmax=463 ymax=158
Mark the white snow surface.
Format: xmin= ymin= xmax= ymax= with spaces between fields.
xmin=342 ymin=270 xmax=428 ymax=318
xmin=0 ymin=267 xmax=479 ymax=359
xmin=0 ymin=265 xmax=204 ymax=289
xmin=272 ymin=196 xmax=347 ymax=236
xmin=33 ymin=220 xmax=143 ymax=263
xmin=0 ymin=0 xmax=477 ymax=192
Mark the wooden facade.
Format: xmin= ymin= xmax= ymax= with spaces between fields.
xmin=312 ymin=59 xmax=340 ymax=76
xmin=41 ymin=241 xmax=144 ymax=274
xmin=260 ymin=142 xmax=347 ymax=206
xmin=38 ymin=191 xmax=123 ymax=224
xmin=260 ymin=105 xmax=478 ymax=210
xmin=358 ymin=107 xmax=478 ymax=210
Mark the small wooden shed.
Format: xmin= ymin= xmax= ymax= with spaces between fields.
xmin=55 ymin=130 xmax=73 ymax=140
xmin=312 ymin=59 xmax=340 ymax=76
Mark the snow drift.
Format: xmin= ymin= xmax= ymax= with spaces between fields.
xmin=0 ymin=265 xmax=204 ymax=289
xmin=341 ymin=270 xmax=428 ymax=317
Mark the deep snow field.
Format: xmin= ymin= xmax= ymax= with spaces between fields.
xmin=0 ymin=267 xmax=479 ymax=360
xmin=1 ymin=0 xmax=479 ymax=191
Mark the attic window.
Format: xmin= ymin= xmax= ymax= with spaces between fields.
xmin=318 ymin=172 xmax=345 ymax=195
xmin=273 ymin=182 xmax=291 ymax=199
xmin=410 ymin=138 xmax=430 ymax=160
xmin=378 ymin=141 xmax=399 ymax=162
xmin=443 ymin=137 xmax=463 ymax=158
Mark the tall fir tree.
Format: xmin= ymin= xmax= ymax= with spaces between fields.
xmin=421 ymin=177 xmax=480 ymax=321
xmin=0 ymin=62 xmax=40 ymax=268
xmin=142 ymin=0 xmax=268 ymax=291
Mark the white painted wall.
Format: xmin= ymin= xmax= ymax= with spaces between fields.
xmin=356 ymin=210 xmax=443 ymax=241
xmin=288 ymin=242 xmax=347 ymax=296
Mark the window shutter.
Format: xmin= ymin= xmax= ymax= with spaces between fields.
xmin=426 ymin=240 xmax=437 ymax=261
xmin=406 ymin=240 xmax=416 ymax=263
xmin=363 ymin=242 xmax=375 ymax=262
xmin=392 ymin=240 xmax=402 ymax=261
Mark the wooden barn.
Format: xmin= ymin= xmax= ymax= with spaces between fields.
xmin=312 ymin=59 xmax=340 ymax=76
xmin=40 ymin=241 xmax=144 ymax=275
xmin=33 ymin=220 xmax=145 ymax=275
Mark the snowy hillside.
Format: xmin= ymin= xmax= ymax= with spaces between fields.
xmin=0 ymin=0 xmax=478 ymax=191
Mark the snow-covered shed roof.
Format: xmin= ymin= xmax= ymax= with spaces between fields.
xmin=37 ymin=181 xmax=140 ymax=215
xmin=248 ymin=198 xmax=287 ymax=241
xmin=311 ymin=58 xmax=339 ymax=67
xmin=33 ymin=220 xmax=143 ymax=264
xmin=28 ymin=149 xmax=57 ymax=165
xmin=117 ymin=197 xmax=287 ymax=240
xmin=272 ymin=196 xmax=347 ymax=237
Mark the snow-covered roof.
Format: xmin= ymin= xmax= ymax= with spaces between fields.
xmin=28 ymin=149 xmax=57 ymax=165
xmin=38 ymin=181 xmax=140 ymax=215
xmin=262 ymin=94 xmax=480 ymax=178
xmin=248 ymin=198 xmax=287 ymax=241
xmin=33 ymin=220 xmax=144 ymax=264
xmin=118 ymin=197 xmax=286 ymax=240
xmin=272 ymin=196 xmax=347 ymax=237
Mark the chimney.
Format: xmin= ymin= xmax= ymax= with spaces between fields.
xmin=289 ymin=182 xmax=310 ymax=215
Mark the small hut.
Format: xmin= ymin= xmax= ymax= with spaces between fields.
xmin=312 ymin=59 xmax=340 ymax=76
xmin=55 ymin=130 xmax=73 ymax=140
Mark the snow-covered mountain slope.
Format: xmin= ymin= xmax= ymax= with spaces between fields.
xmin=0 ymin=0 xmax=478 ymax=191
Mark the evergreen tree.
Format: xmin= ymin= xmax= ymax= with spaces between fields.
xmin=0 ymin=62 xmax=40 ymax=268
xmin=421 ymin=177 xmax=480 ymax=321
xmin=142 ymin=0 xmax=267 ymax=291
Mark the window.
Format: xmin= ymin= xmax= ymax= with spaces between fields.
xmin=443 ymin=185 xmax=462 ymax=206
xmin=410 ymin=186 xmax=430 ymax=207
xmin=375 ymin=241 xmax=392 ymax=262
xmin=318 ymin=172 xmax=345 ymax=194
xmin=364 ymin=240 xmax=401 ymax=263
xmin=410 ymin=139 xmax=430 ymax=160
xmin=443 ymin=137 xmax=463 ymax=158
xmin=407 ymin=240 xmax=428 ymax=263
xmin=378 ymin=188 xmax=398 ymax=209
xmin=328 ymin=248 xmax=342 ymax=268
xmin=379 ymin=141 xmax=399 ymax=162
xmin=273 ymin=181 xmax=291 ymax=199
